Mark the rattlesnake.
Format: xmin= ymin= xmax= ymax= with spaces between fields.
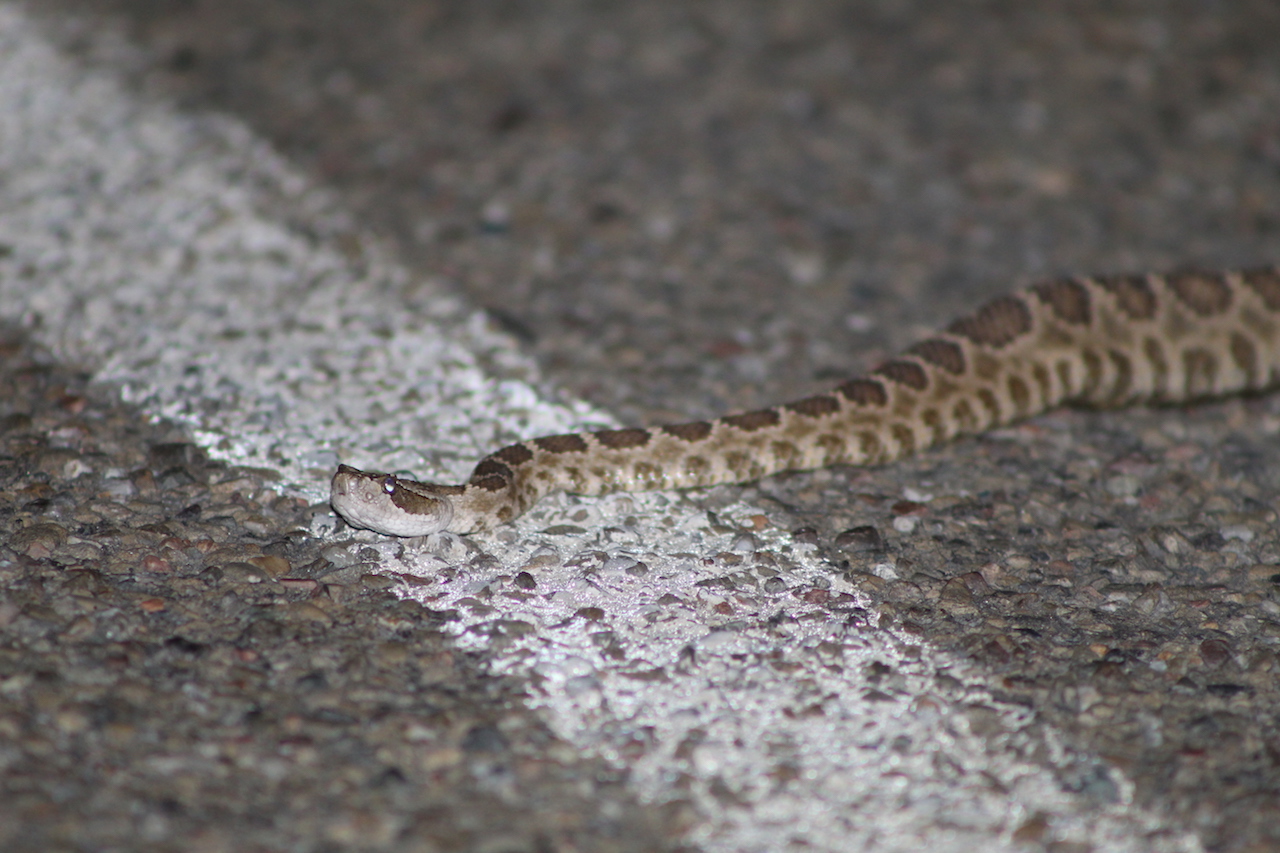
xmin=332 ymin=267 xmax=1280 ymax=537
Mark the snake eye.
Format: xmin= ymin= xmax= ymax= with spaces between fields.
xmin=382 ymin=476 xmax=396 ymax=495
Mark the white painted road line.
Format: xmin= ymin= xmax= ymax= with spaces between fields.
xmin=0 ymin=6 xmax=1200 ymax=851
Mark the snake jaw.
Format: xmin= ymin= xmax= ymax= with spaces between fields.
xmin=330 ymin=464 xmax=454 ymax=536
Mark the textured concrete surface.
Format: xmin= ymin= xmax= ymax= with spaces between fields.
xmin=6 ymin=1 xmax=1280 ymax=851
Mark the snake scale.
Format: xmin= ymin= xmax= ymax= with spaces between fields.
xmin=332 ymin=267 xmax=1280 ymax=536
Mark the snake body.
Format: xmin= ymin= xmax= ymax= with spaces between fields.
xmin=331 ymin=268 xmax=1280 ymax=536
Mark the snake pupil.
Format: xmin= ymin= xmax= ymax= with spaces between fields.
xmin=382 ymin=476 xmax=396 ymax=495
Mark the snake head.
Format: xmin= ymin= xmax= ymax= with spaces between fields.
xmin=330 ymin=464 xmax=455 ymax=536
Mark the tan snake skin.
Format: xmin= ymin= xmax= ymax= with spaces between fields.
xmin=331 ymin=268 xmax=1280 ymax=536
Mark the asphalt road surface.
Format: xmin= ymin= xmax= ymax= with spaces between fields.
xmin=4 ymin=2 xmax=1280 ymax=851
